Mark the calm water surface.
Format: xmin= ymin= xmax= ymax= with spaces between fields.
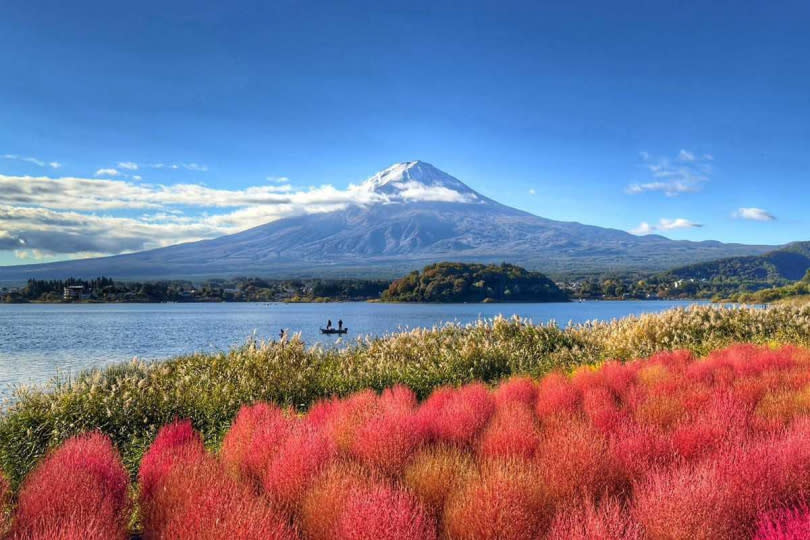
xmin=0 ymin=300 xmax=707 ymax=393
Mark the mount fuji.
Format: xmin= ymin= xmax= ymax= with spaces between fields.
xmin=0 ymin=161 xmax=773 ymax=281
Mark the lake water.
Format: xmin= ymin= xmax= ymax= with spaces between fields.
xmin=0 ymin=300 xmax=707 ymax=393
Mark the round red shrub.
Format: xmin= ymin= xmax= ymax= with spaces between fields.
xmin=493 ymin=377 xmax=538 ymax=408
xmin=138 ymin=419 xmax=207 ymax=534
xmin=419 ymin=383 xmax=495 ymax=447
xmin=755 ymin=504 xmax=810 ymax=540
xmin=220 ymin=402 xmax=293 ymax=487
xmin=350 ymin=411 xmax=424 ymax=474
xmin=547 ymin=496 xmax=643 ymax=540
xmin=335 ymin=482 xmax=436 ymax=540
xmin=12 ymin=432 xmax=130 ymax=540
xmin=443 ymin=459 xmax=551 ymax=539
xmin=479 ymin=401 xmax=540 ymax=460
xmin=263 ymin=424 xmax=337 ymax=512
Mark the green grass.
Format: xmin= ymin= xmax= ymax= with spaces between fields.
xmin=2 ymin=304 xmax=810 ymax=487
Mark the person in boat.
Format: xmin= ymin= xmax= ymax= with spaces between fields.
xmin=338 ymin=319 xmax=343 ymax=331
xmin=326 ymin=319 xmax=332 ymax=330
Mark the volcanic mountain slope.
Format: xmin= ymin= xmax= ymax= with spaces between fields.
xmin=0 ymin=161 xmax=775 ymax=281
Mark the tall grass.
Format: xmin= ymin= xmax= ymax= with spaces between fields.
xmin=1 ymin=304 xmax=809 ymax=485
xmin=0 ymin=470 xmax=9 ymax=536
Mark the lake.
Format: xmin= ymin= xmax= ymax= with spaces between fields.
xmin=0 ymin=300 xmax=707 ymax=393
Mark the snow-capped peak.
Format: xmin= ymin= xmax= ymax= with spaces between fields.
xmin=360 ymin=161 xmax=481 ymax=203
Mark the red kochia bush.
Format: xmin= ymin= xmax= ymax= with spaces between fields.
xmin=755 ymin=504 xmax=810 ymax=540
xmin=138 ymin=420 xmax=207 ymax=535
xmin=335 ymin=482 xmax=436 ymax=540
xmin=220 ymin=402 xmax=292 ymax=487
xmin=350 ymin=411 xmax=424 ymax=474
xmin=12 ymin=432 xmax=130 ymax=539
xmin=478 ymin=401 xmax=540 ymax=460
xmin=262 ymin=424 xmax=337 ymax=512
xmin=547 ymin=496 xmax=643 ymax=540
xmin=156 ymin=459 xmax=294 ymax=539
xmin=443 ymin=458 xmax=550 ymax=539
xmin=140 ymin=420 xmax=293 ymax=539
xmin=419 ymin=383 xmax=495 ymax=446
xmin=493 ymin=376 xmax=538 ymax=408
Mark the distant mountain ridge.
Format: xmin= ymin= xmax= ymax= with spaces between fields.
xmin=0 ymin=161 xmax=778 ymax=283
xmin=667 ymin=242 xmax=810 ymax=283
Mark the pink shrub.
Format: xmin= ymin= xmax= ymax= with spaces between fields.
xmin=262 ymin=424 xmax=337 ymax=512
xmin=633 ymin=459 xmax=739 ymax=539
xmin=300 ymin=461 xmax=375 ymax=540
xmin=755 ymin=504 xmax=810 ymax=540
xmin=319 ymin=390 xmax=380 ymax=453
xmin=12 ymin=432 xmax=130 ymax=539
xmin=419 ymin=383 xmax=495 ymax=446
xmin=582 ymin=386 xmax=624 ymax=433
xmin=632 ymin=432 xmax=810 ymax=540
xmin=402 ymin=445 xmax=476 ymax=517
xmin=535 ymin=372 xmax=580 ymax=420
xmin=538 ymin=418 xmax=626 ymax=504
xmin=443 ymin=459 xmax=551 ymax=539
xmin=138 ymin=420 xmax=207 ymax=534
xmin=350 ymin=411 xmax=424 ymax=474
xmin=335 ymin=481 xmax=436 ymax=540
xmin=493 ymin=376 xmax=538 ymax=408
xmin=547 ymin=496 xmax=643 ymax=540
xmin=378 ymin=384 xmax=418 ymax=414
xmin=156 ymin=460 xmax=294 ymax=540
xmin=609 ymin=420 xmax=673 ymax=483
xmin=479 ymin=401 xmax=540 ymax=460
xmin=670 ymin=392 xmax=750 ymax=461
xmin=220 ymin=402 xmax=292 ymax=487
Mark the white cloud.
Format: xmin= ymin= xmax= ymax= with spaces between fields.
xmin=267 ymin=176 xmax=290 ymax=183
xmin=630 ymin=221 xmax=655 ymax=235
xmin=150 ymin=162 xmax=208 ymax=172
xmin=659 ymin=218 xmax=703 ymax=230
xmin=2 ymin=154 xmax=62 ymax=169
xmin=0 ymin=169 xmax=481 ymax=258
xmin=389 ymin=180 xmax=478 ymax=203
xmin=627 ymin=150 xmax=712 ymax=196
xmin=94 ymin=168 xmax=119 ymax=177
xmin=733 ymin=207 xmax=776 ymax=222
xmin=630 ymin=218 xmax=703 ymax=235
xmin=678 ymin=149 xmax=695 ymax=161
xmin=528 ymin=188 xmax=536 ymax=196
xmin=132 ymin=175 xmax=143 ymax=181
xmin=182 ymin=163 xmax=208 ymax=172
xmin=117 ymin=161 xmax=139 ymax=170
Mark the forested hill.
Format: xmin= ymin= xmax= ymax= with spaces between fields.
xmin=382 ymin=262 xmax=568 ymax=303
xmin=666 ymin=241 xmax=810 ymax=284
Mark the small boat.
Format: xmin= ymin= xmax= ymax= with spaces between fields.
xmin=320 ymin=327 xmax=348 ymax=335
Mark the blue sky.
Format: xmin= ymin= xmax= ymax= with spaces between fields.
xmin=0 ymin=0 xmax=807 ymax=265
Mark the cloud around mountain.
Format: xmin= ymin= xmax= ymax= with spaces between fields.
xmin=0 ymin=161 xmax=482 ymax=259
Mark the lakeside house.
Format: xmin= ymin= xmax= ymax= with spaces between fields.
xmin=63 ymin=285 xmax=89 ymax=301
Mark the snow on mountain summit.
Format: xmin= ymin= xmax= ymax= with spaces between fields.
xmin=360 ymin=161 xmax=482 ymax=203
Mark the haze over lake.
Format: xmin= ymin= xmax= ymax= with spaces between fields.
xmin=0 ymin=300 xmax=708 ymax=394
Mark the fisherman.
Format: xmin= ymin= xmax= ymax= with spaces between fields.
xmin=326 ymin=319 xmax=333 ymax=330
xmin=338 ymin=319 xmax=343 ymax=331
